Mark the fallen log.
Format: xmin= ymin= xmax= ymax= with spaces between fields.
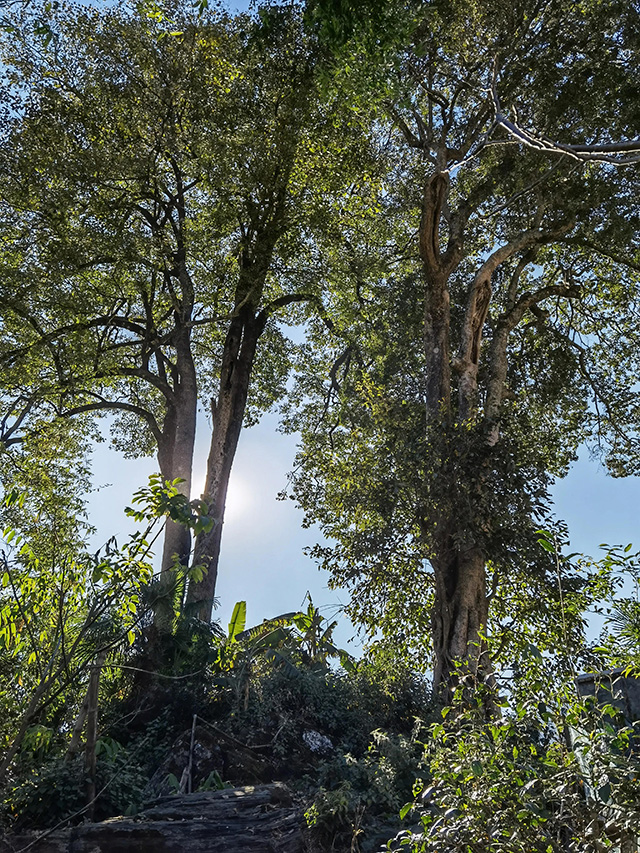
xmin=0 ymin=783 xmax=303 ymax=853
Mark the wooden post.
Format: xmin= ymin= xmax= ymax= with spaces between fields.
xmin=83 ymin=651 xmax=107 ymax=819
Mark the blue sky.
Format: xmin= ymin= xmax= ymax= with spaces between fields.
xmin=552 ymin=454 xmax=640 ymax=556
xmin=88 ymin=408 xmax=640 ymax=652
xmin=88 ymin=412 xmax=355 ymax=645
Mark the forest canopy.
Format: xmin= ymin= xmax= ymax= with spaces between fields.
xmin=0 ymin=0 xmax=640 ymax=849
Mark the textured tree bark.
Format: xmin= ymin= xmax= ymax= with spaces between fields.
xmin=65 ymin=687 xmax=90 ymax=762
xmin=0 ymin=784 xmax=304 ymax=853
xmin=420 ymin=172 xmax=453 ymax=424
xmin=157 ymin=331 xmax=198 ymax=577
xmin=430 ymin=539 xmax=491 ymax=701
xmin=184 ymin=182 xmax=286 ymax=622
xmin=186 ymin=309 xmax=262 ymax=622
xmin=149 ymin=322 xmax=199 ymax=634
xmin=418 ymin=169 xmax=494 ymax=700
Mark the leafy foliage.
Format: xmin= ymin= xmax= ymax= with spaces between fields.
xmin=0 ymin=473 xmax=209 ymax=782
xmin=285 ymin=0 xmax=640 ymax=691
xmin=1 ymin=1 xmax=640 ymax=850
xmin=398 ymin=670 xmax=640 ymax=852
xmin=4 ymin=749 xmax=148 ymax=829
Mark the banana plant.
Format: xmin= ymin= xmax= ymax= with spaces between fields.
xmin=289 ymin=595 xmax=355 ymax=673
xmin=215 ymin=597 xmax=355 ymax=674
xmin=211 ymin=597 xmax=355 ymax=710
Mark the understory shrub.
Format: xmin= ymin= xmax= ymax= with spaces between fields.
xmin=4 ymin=748 xmax=147 ymax=829
xmin=396 ymin=678 xmax=640 ymax=853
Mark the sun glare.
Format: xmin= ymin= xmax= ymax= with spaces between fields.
xmin=189 ymin=473 xmax=253 ymax=522
xmin=223 ymin=477 xmax=253 ymax=522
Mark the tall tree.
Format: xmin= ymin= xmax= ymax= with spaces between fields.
xmin=290 ymin=0 xmax=640 ymax=697
xmin=0 ymin=0 xmax=368 ymax=623
xmin=0 ymin=1 xmax=243 ymax=589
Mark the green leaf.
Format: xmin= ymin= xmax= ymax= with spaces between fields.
xmin=228 ymin=601 xmax=247 ymax=640
xmin=399 ymin=802 xmax=413 ymax=820
xmin=534 ymin=529 xmax=553 ymax=541
xmin=188 ymin=564 xmax=207 ymax=584
xmin=598 ymin=782 xmax=612 ymax=802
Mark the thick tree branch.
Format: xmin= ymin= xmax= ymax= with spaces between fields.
xmin=419 ymin=172 xmax=450 ymax=274
xmin=0 ymin=394 xmax=39 ymax=446
xmin=456 ymin=221 xmax=574 ymax=420
xmin=491 ymin=69 xmax=640 ymax=165
xmin=59 ymin=398 xmax=163 ymax=443
xmin=386 ymin=103 xmax=425 ymax=150
xmin=320 ymin=345 xmax=353 ymax=428
xmin=257 ymin=293 xmax=334 ymax=332
xmin=1 ymin=314 xmax=150 ymax=366
xmin=97 ymin=366 xmax=174 ymax=402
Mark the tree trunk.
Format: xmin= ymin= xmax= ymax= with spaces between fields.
xmin=420 ymin=173 xmax=453 ymax=423
xmin=158 ymin=329 xmax=198 ymax=576
xmin=65 ymin=691 xmax=90 ymax=762
xmin=430 ymin=540 xmax=492 ymax=702
xmin=152 ymin=327 xmax=198 ymax=633
xmin=418 ymin=168 xmax=495 ymax=700
xmin=186 ymin=310 xmax=262 ymax=622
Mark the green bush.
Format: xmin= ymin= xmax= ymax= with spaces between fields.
xmin=222 ymin=658 xmax=432 ymax=759
xmin=302 ymin=725 xmax=429 ymax=852
xmin=4 ymin=748 xmax=147 ymax=830
xmin=397 ymin=681 xmax=640 ymax=853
